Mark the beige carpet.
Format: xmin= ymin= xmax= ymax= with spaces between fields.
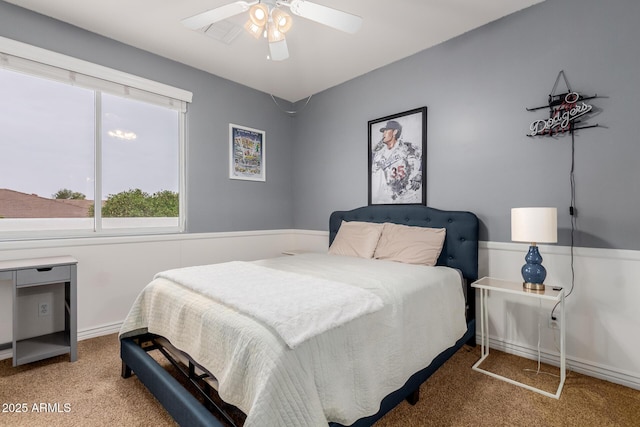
xmin=1 ymin=334 xmax=638 ymax=426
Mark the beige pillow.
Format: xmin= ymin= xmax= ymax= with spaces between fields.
xmin=328 ymin=220 xmax=384 ymax=258
xmin=374 ymin=223 xmax=446 ymax=266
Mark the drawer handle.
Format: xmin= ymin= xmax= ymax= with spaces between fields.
xmin=36 ymin=267 xmax=53 ymax=272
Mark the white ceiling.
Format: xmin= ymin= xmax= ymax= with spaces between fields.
xmin=6 ymin=0 xmax=545 ymax=102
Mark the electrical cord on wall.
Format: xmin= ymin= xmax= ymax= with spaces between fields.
xmin=524 ymin=299 xmax=559 ymax=378
xmin=551 ymin=130 xmax=577 ymax=320
xmin=270 ymin=94 xmax=312 ymax=116
xmin=532 ymin=124 xmax=580 ymax=381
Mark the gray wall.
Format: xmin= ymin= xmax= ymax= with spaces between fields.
xmin=2 ymin=0 xmax=640 ymax=250
xmin=292 ymin=0 xmax=640 ymax=250
xmin=0 ymin=1 xmax=295 ymax=233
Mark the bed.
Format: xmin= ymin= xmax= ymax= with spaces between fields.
xmin=119 ymin=205 xmax=479 ymax=427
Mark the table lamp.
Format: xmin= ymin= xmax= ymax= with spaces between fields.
xmin=511 ymin=207 xmax=558 ymax=291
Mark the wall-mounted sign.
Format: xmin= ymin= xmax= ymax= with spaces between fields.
xmin=526 ymin=71 xmax=599 ymax=137
xmin=529 ymin=92 xmax=594 ymax=136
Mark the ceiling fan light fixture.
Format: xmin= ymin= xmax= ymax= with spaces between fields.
xmin=267 ymin=20 xmax=285 ymax=43
xmin=271 ymin=8 xmax=293 ymax=33
xmin=244 ymin=19 xmax=264 ymax=39
xmin=249 ymin=3 xmax=268 ymax=27
xmin=182 ymin=0 xmax=362 ymax=62
xmin=268 ymin=38 xmax=289 ymax=61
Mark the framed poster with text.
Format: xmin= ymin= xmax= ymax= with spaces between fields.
xmin=229 ymin=123 xmax=266 ymax=182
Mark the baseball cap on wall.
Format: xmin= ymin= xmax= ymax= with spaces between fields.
xmin=380 ymin=120 xmax=402 ymax=132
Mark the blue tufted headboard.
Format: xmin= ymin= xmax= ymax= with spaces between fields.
xmin=329 ymin=205 xmax=479 ymax=283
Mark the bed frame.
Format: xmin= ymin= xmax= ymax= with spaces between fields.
xmin=120 ymin=205 xmax=479 ymax=427
xmin=327 ymin=205 xmax=478 ymax=426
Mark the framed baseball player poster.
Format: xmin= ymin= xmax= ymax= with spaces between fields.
xmin=368 ymin=107 xmax=427 ymax=205
xmin=229 ymin=123 xmax=266 ymax=182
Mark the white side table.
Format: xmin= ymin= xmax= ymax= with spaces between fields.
xmin=471 ymin=276 xmax=565 ymax=399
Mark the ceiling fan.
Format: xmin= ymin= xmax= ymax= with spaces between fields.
xmin=181 ymin=0 xmax=363 ymax=61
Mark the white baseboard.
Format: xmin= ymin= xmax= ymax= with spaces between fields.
xmin=77 ymin=321 xmax=122 ymax=341
xmin=481 ymin=335 xmax=640 ymax=391
xmin=3 ymin=322 xmax=638 ymax=393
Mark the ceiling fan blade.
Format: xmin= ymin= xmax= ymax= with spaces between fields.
xmin=181 ymin=1 xmax=256 ymax=30
xmin=269 ymin=38 xmax=289 ymax=61
xmin=287 ymin=0 xmax=362 ymax=34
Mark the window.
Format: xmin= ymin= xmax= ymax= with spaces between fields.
xmin=0 ymin=37 xmax=191 ymax=239
xmin=100 ymin=93 xmax=180 ymax=230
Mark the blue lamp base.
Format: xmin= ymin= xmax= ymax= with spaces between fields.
xmin=521 ymin=244 xmax=546 ymax=291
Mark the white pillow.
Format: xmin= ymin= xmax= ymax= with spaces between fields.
xmin=373 ymin=223 xmax=446 ymax=266
xmin=328 ymin=220 xmax=384 ymax=258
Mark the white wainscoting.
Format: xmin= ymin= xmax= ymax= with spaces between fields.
xmin=480 ymin=241 xmax=640 ymax=391
xmin=0 ymin=230 xmax=301 ymax=360
xmin=1 ymin=231 xmax=638 ymax=392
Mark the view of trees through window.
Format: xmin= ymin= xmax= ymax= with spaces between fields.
xmin=0 ymin=66 xmax=182 ymax=235
xmin=51 ymin=187 xmax=179 ymax=218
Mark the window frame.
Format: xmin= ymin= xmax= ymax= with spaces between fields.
xmin=0 ymin=37 xmax=191 ymax=240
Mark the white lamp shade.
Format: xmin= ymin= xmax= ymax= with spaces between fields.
xmin=511 ymin=207 xmax=558 ymax=244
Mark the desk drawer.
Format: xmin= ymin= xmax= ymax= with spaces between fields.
xmin=16 ymin=265 xmax=71 ymax=286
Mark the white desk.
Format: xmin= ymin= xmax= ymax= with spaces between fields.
xmin=471 ymin=276 xmax=565 ymax=399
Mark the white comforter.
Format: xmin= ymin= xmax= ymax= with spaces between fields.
xmin=119 ymin=253 xmax=467 ymax=427
xmin=154 ymin=261 xmax=384 ymax=349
